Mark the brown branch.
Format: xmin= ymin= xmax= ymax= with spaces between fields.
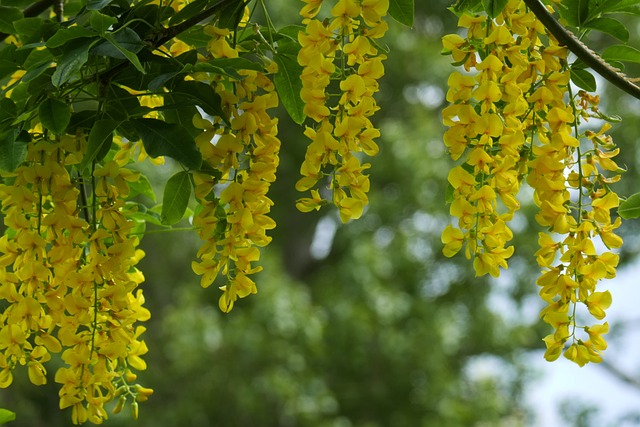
xmin=0 ymin=0 xmax=56 ymax=41
xmin=523 ymin=0 xmax=640 ymax=100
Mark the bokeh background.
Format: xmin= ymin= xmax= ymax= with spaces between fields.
xmin=3 ymin=1 xmax=640 ymax=426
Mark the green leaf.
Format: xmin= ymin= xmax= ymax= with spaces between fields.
xmin=131 ymin=118 xmax=202 ymax=170
xmin=602 ymin=44 xmax=640 ymax=63
xmin=13 ymin=17 xmax=44 ymax=38
xmin=161 ymin=171 xmax=192 ymax=225
xmin=619 ymin=193 xmax=640 ymax=219
xmin=176 ymin=25 xmax=211 ymax=48
xmin=558 ymin=0 xmax=589 ymax=27
xmin=481 ymin=0 xmax=509 ymax=18
xmin=570 ymin=67 xmax=597 ymax=91
xmin=389 ymin=0 xmax=414 ymax=26
xmin=584 ymin=17 xmax=629 ymax=42
xmin=46 ymin=26 xmax=97 ymax=49
xmin=51 ymin=38 xmax=94 ymax=87
xmin=172 ymin=80 xmax=227 ymax=122
xmin=79 ymin=119 xmax=118 ymax=171
xmin=169 ymin=0 xmax=211 ymax=24
xmin=273 ymin=53 xmax=305 ymax=125
xmin=0 ymin=129 xmax=27 ymax=172
xmin=38 ymin=98 xmax=71 ymax=135
xmin=90 ymin=11 xmax=118 ymax=35
xmin=87 ymin=0 xmax=113 ymax=10
xmin=103 ymin=30 xmax=146 ymax=73
xmin=129 ymin=174 xmax=156 ymax=202
xmin=0 ymin=408 xmax=16 ymax=424
xmin=589 ymin=0 xmax=640 ymax=16
xmin=217 ymin=0 xmax=245 ymax=30
xmin=0 ymin=6 xmax=22 ymax=33
xmin=451 ymin=0 xmax=483 ymax=14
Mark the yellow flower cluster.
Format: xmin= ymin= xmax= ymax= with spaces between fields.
xmin=0 ymin=135 xmax=151 ymax=422
xmin=296 ymin=0 xmax=388 ymax=223
xmin=191 ymin=26 xmax=281 ymax=312
xmin=441 ymin=0 xmax=623 ymax=365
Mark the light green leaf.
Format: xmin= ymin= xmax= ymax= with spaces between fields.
xmin=273 ymin=53 xmax=305 ymax=125
xmin=619 ymin=193 xmax=640 ymax=219
xmin=0 ymin=129 xmax=27 ymax=172
xmin=161 ymin=171 xmax=192 ymax=225
xmin=590 ymin=0 xmax=640 ymax=16
xmin=570 ymin=67 xmax=597 ymax=91
xmin=90 ymin=11 xmax=118 ymax=35
xmin=51 ymin=38 xmax=94 ymax=87
xmin=389 ymin=0 xmax=414 ymax=27
xmin=602 ymin=44 xmax=640 ymax=63
xmin=481 ymin=0 xmax=509 ymax=18
xmin=584 ymin=17 xmax=629 ymax=42
xmin=38 ymin=98 xmax=71 ymax=135
xmin=0 ymin=6 xmax=22 ymax=33
xmin=129 ymin=174 xmax=156 ymax=202
xmin=79 ymin=119 xmax=118 ymax=171
xmin=558 ymin=0 xmax=589 ymax=27
xmin=103 ymin=31 xmax=146 ymax=73
xmin=131 ymin=118 xmax=202 ymax=170
xmin=0 ymin=408 xmax=16 ymax=424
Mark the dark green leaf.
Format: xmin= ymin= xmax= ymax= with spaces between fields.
xmin=87 ymin=0 xmax=112 ymax=10
xmin=481 ymin=0 xmax=509 ymax=18
xmin=169 ymin=0 xmax=210 ymax=24
xmin=584 ymin=17 xmax=629 ymax=41
xmin=13 ymin=17 xmax=44 ymax=38
xmin=602 ymin=44 xmax=640 ymax=63
xmin=129 ymin=174 xmax=156 ymax=202
xmin=176 ymin=25 xmax=211 ymax=48
xmin=273 ymin=53 xmax=305 ymax=125
xmin=90 ymin=11 xmax=118 ymax=34
xmin=451 ymin=0 xmax=483 ymax=14
xmin=619 ymin=193 xmax=640 ymax=219
xmin=131 ymin=118 xmax=202 ymax=170
xmin=217 ymin=0 xmax=245 ymax=30
xmin=570 ymin=67 xmax=597 ymax=91
xmin=0 ymin=408 xmax=16 ymax=424
xmin=51 ymin=38 xmax=94 ymax=87
xmin=173 ymin=80 xmax=227 ymax=121
xmin=0 ymin=98 xmax=17 ymax=126
xmin=38 ymin=98 xmax=71 ymax=135
xmin=0 ymin=129 xmax=27 ymax=172
xmin=161 ymin=171 xmax=192 ymax=225
xmin=0 ymin=6 xmax=22 ymax=33
xmin=102 ymin=32 xmax=145 ymax=73
xmin=79 ymin=119 xmax=118 ymax=171
xmin=0 ymin=59 xmax=18 ymax=80
xmin=389 ymin=0 xmax=414 ymax=27
xmin=46 ymin=26 xmax=97 ymax=49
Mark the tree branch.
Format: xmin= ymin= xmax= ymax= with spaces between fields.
xmin=523 ymin=0 xmax=640 ymax=100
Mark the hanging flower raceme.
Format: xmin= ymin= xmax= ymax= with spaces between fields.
xmin=296 ymin=0 xmax=389 ymax=223
xmin=191 ymin=25 xmax=281 ymax=313
xmin=0 ymin=132 xmax=151 ymax=423
xmin=441 ymin=0 xmax=624 ymax=365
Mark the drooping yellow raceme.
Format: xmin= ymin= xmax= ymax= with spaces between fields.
xmin=441 ymin=0 xmax=624 ymax=366
xmin=191 ymin=26 xmax=281 ymax=313
xmin=296 ymin=0 xmax=388 ymax=223
xmin=0 ymin=135 xmax=151 ymax=423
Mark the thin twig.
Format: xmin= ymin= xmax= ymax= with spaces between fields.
xmin=523 ymin=0 xmax=640 ymax=100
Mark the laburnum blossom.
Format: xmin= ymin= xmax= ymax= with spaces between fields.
xmin=0 ymin=135 xmax=151 ymax=423
xmin=441 ymin=0 xmax=625 ymax=365
xmin=191 ymin=26 xmax=280 ymax=313
xmin=296 ymin=0 xmax=389 ymax=223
